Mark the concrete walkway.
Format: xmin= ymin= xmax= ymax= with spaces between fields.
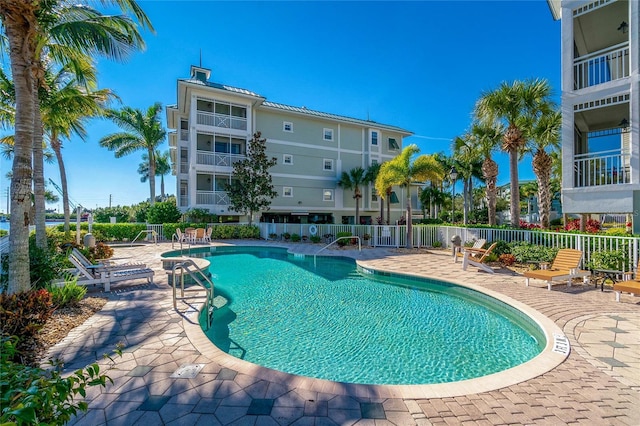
xmin=47 ymin=241 xmax=640 ymax=425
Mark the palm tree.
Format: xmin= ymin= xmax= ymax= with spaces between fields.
xmin=374 ymin=165 xmax=396 ymax=225
xmin=469 ymin=122 xmax=503 ymax=226
xmin=520 ymin=181 xmax=538 ymax=224
xmin=364 ymin=162 xmax=384 ymax=224
xmin=419 ymin=184 xmax=447 ymax=219
xmin=100 ymin=103 xmax=166 ymax=205
xmin=138 ymin=149 xmax=171 ymax=201
xmin=0 ymin=0 xmax=153 ymax=293
xmin=377 ymin=145 xmax=444 ymax=248
xmin=529 ymin=110 xmax=561 ymax=228
xmin=452 ymin=135 xmax=483 ymax=225
xmin=475 ymin=79 xmax=555 ymax=228
xmin=337 ymin=166 xmax=371 ymax=225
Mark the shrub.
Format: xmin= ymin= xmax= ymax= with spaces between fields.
xmin=1 ymin=241 xmax=63 ymax=290
xmin=237 ymin=225 xmax=260 ymax=239
xmin=89 ymin=242 xmax=114 ymax=261
xmin=46 ymin=277 xmax=87 ymax=308
xmin=509 ymin=242 xmax=558 ymax=264
xmin=432 ymin=240 xmax=442 ymax=248
xmin=0 ymin=229 xmax=7 ymax=237
xmin=146 ymin=200 xmax=181 ymax=224
xmin=92 ymin=206 xmax=131 ymax=223
xmin=290 ymin=233 xmax=301 ymax=242
xmin=310 ymin=235 xmax=321 ymax=243
xmin=605 ymin=227 xmax=629 ymax=237
xmin=565 ymin=218 xmax=601 ymax=233
xmin=0 ymin=289 xmax=54 ymax=344
xmin=282 ymin=232 xmax=291 ymax=240
xmin=499 ymin=253 xmax=516 ymax=266
xmin=0 ymin=337 xmax=117 ymax=425
xmin=336 ymin=231 xmax=351 ymax=246
xmin=587 ymin=250 xmax=628 ymax=271
xmin=491 ymin=240 xmax=511 ymax=257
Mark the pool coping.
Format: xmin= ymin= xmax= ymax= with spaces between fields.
xmin=180 ymin=247 xmax=569 ymax=399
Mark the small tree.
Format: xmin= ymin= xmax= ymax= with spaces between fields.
xmin=146 ymin=200 xmax=181 ymax=224
xmin=225 ymin=132 xmax=277 ymax=225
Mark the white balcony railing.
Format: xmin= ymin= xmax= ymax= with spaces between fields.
xmin=180 ymin=162 xmax=188 ymax=174
xmin=196 ymin=111 xmax=247 ymax=130
xmin=196 ymin=150 xmax=245 ymax=167
xmin=196 ymin=190 xmax=230 ymax=206
xmin=574 ymin=149 xmax=630 ymax=187
xmin=180 ymin=129 xmax=189 ymax=141
xmin=574 ymin=43 xmax=629 ymax=90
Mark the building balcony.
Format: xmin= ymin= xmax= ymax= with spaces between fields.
xmin=196 ymin=151 xmax=245 ymax=167
xmin=573 ymin=43 xmax=629 ymax=91
xmin=180 ymin=129 xmax=189 ymax=141
xmin=196 ymin=190 xmax=230 ymax=206
xmin=574 ymin=148 xmax=629 ymax=188
xmin=196 ymin=111 xmax=247 ymax=131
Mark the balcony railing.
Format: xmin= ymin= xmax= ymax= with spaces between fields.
xmin=196 ymin=150 xmax=245 ymax=167
xmin=180 ymin=129 xmax=189 ymax=141
xmin=180 ymin=162 xmax=188 ymax=174
xmin=196 ymin=190 xmax=230 ymax=206
xmin=574 ymin=43 xmax=629 ymax=90
xmin=574 ymin=149 xmax=630 ymax=187
xmin=196 ymin=111 xmax=247 ymax=130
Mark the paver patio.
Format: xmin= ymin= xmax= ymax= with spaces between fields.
xmin=45 ymin=240 xmax=640 ymax=425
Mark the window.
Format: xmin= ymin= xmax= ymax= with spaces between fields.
xmin=283 ymin=121 xmax=293 ymax=132
xmin=371 ymin=130 xmax=378 ymax=145
xmin=323 ymin=128 xmax=334 ymax=141
xmin=283 ymin=154 xmax=293 ymax=165
xmin=371 ymin=188 xmax=378 ymax=202
xmin=323 ymin=189 xmax=334 ymax=201
xmin=388 ymin=138 xmax=400 ymax=150
xmin=283 ymin=187 xmax=293 ymax=197
xmin=323 ymin=159 xmax=334 ymax=171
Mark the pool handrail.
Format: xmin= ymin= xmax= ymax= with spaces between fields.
xmin=131 ymin=229 xmax=158 ymax=246
xmin=171 ymin=259 xmax=215 ymax=329
xmin=314 ymin=235 xmax=361 ymax=266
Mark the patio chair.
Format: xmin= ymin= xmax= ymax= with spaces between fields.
xmin=454 ymin=238 xmax=487 ymax=263
xmin=202 ymin=227 xmax=212 ymax=244
xmin=194 ymin=227 xmax=205 ymax=243
xmin=67 ymin=251 xmax=154 ymax=292
xmin=461 ymin=242 xmax=497 ymax=274
xmin=613 ymin=259 xmax=640 ymax=302
xmin=184 ymin=227 xmax=196 ymax=243
xmin=523 ymin=248 xmax=591 ymax=291
xmin=175 ymin=228 xmax=189 ymax=243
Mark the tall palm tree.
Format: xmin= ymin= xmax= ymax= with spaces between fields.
xmin=374 ymin=164 xmax=396 ymax=225
xmin=363 ymin=162 xmax=384 ymax=224
xmin=337 ymin=166 xmax=371 ymax=225
xmin=0 ymin=0 xmax=153 ymax=293
xmin=475 ymin=79 xmax=555 ymax=228
xmin=452 ymin=135 xmax=483 ymax=225
xmin=469 ymin=122 xmax=503 ymax=226
xmin=377 ymin=145 xmax=444 ymax=248
xmin=529 ymin=110 xmax=561 ymax=228
xmin=100 ymin=102 xmax=166 ymax=205
xmin=138 ymin=149 xmax=171 ymax=201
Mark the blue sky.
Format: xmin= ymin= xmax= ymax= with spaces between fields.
xmin=0 ymin=0 xmax=560 ymax=213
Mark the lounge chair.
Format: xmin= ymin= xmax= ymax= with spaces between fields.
xmin=71 ymin=247 xmax=146 ymax=270
xmin=613 ymin=260 xmax=640 ymax=302
xmin=454 ymin=238 xmax=487 ymax=263
xmin=68 ymin=249 xmax=154 ymax=292
xmin=461 ymin=242 xmax=497 ymax=274
xmin=523 ymin=248 xmax=591 ymax=291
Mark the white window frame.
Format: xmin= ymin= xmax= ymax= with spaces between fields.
xmin=323 ymin=189 xmax=334 ymax=201
xmin=283 ymin=154 xmax=293 ymax=165
xmin=370 ymin=130 xmax=379 ymax=146
xmin=323 ymin=159 xmax=334 ymax=171
xmin=323 ymin=128 xmax=334 ymax=141
xmin=283 ymin=121 xmax=293 ymax=132
xmin=283 ymin=186 xmax=293 ymax=197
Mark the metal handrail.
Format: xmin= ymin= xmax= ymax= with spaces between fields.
xmin=131 ymin=229 xmax=158 ymax=246
xmin=171 ymin=259 xmax=215 ymax=329
xmin=314 ymin=236 xmax=361 ymax=266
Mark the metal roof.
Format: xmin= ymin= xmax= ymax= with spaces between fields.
xmin=180 ymin=77 xmax=262 ymax=98
xmin=261 ymin=101 xmax=412 ymax=135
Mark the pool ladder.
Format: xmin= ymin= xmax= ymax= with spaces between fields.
xmin=171 ymin=259 xmax=215 ymax=330
xmin=314 ymin=236 xmax=361 ymax=266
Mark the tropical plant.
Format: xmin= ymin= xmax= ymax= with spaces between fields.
xmin=376 ymin=145 xmax=444 ymax=248
xmin=452 ymin=135 xmax=483 ymax=225
xmin=146 ymin=200 xmax=181 ymax=224
xmin=337 ymin=166 xmax=373 ymax=225
xmin=373 ymin=162 xmax=396 ymax=225
xmin=138 ymin=149 xmax=171 ymax=200
xmin=475 ymin=79 xmax=555 ymax=228
xmin=469 ymin=121 xmax=503 ymax=226
xmin=225 ymin=132 xmax=278 ymax=225
xmin=528 ymin=109 xmax=561 ymax=228
xmin=364 ymin=162 xmax=384 ymax=223
xmin=0 ymin=0 xmax=153 ymax=294
xmin=100 ymin=103 xmax=166 ymax=205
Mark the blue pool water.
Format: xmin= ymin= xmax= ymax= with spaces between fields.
xmin=196 ymin=247 xmax=544 ymax=385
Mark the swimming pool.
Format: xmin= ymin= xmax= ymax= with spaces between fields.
xmin=187 ymin=246 xmax=546 ymax=386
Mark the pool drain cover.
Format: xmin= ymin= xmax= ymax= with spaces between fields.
xmin=171 ymin=363 xmax=204 ymax=379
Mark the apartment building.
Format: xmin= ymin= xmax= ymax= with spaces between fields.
xmin=166 ymin=65 xmax=412 ymax=224
xmin=548 ymin=0 xmax=639 ymax=231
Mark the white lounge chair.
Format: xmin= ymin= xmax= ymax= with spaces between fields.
xmin=68 ymin=249 xmax=154 ymax=292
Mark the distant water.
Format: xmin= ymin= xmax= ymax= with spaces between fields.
xmin=0 ymin=221 xmax=61 ymax=233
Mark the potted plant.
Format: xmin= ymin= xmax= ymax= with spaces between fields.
xmin=268 ymin=233 xmax=278 ymax=240
xmin=282 ymin=232 xmax=291 ymax=241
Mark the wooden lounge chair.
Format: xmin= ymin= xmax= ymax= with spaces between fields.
xmin=523 ymin=248 xmax=591 ymax=291
xmin=461 ymin=242 xmax=497 ymax=274
xmin=454 ymin=238 xmax=487 ymax=263
xmin=613 ymin=260 xmax=640 ymax=302
xmin=68 ymin=249 xmax=154 ymax=292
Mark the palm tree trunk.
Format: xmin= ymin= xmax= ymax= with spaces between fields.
xmin=463 ymin=178 xmax=469 ymax=225
xmin=509 ymin=149 xmax=520 ymax=227
xmin=405 ymin=187 xmax=412 ymax=248
xmin=3 ymin=8 xmax=38 ymax=294
xmin=160 ymin=175 xmax=165 ymax=201
xmin=148 ymin=148 xmax=156 ymax=205
xmin=354 ymin=187 xmax=360 ymax=225
xmin=33 ymin=100 xmax=47 ymax=249
xmin=386 ymin=188 xmax=391 ymax=225
xmin=51 ymin=137 xmax=71 ymax=237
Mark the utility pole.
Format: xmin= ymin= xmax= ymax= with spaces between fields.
xmin=109 ymin=194 xmax=112 ymax=208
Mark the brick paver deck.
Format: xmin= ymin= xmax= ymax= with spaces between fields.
xmin=46 ymin=241 xmax=640 ymax=425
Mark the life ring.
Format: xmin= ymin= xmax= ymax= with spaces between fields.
xmin=309 ymin=225 xmax=318 ymax=236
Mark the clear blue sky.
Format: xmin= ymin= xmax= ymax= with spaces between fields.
xmin=0 ymin=0 xmax=560 ymax=213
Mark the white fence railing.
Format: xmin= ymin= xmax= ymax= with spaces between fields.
xmin=574 ymin=148 xmax=629 ymax=187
